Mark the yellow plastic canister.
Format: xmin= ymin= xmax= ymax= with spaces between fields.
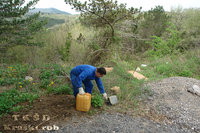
xmin=76 ymin=93 xmax=91 ymax=112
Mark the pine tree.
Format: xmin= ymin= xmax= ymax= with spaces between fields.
xmin=0 ymin=0 xmax=46 ymax=49
xmin=65 ymin=0 xmax=140 ymax=64
xmin=65 ymin=0 xmax=140 ymax=48
xmin=139 ymin=6 xmax=170 ymax=39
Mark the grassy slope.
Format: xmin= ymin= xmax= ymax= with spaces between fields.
xmin=2 ymin=13 xmax=200 ymax=116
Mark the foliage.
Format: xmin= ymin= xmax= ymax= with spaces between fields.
xmin=146 ymin=23 xmax=181 ymax=57
xmin=170 ymin=8 xmax=200 ymax=49
xmin=135 ymin=6 xmax=170 ymax=52
xmin=91 ymin=93 xmax=104 ymax=107
xmin=0 ymin=63 xmax=72 ymax=116
xmin=47 ymin=84 xmax=73 ymax=94
xmin=39 ymin=16 xmax=65 ymax=28
xmin=146 ymin=36 xmax=170 ymax=56
xmin=165 ymin=23 xmax=182 ymax=51
xmin=0 ymin=89 xmax=39 ymax=115
xmin=139 ymin=6 xmax=170 ymax=38
xmin=10 ymin=15 xmax=76 ymax=65
xmin=163 ymin=55 xmax=198 ymax=77
xmin=58 ymin=33 xmax=72 ymax=61
xmin=65 ymin=0 xmax=140 ymax=64
xmin=1 ymin=2 xmax=200 ymax=115
xmin=65 ymin=0 xmax=140 ymax=38
xmin=12 ymin=105 xmax=24 ymax=112
xmin=140 ymin=49 xmax=200 ymax=80
xmin=0 ymin=64 xmax=70 ymax=90
xmin=154 ymin=62 xmax=193 ymax=77
xmin=101 ymin=60 xmax=146 ymax=105
xmin=0 ymin=0 xmax=46 ymax=48
xmin=0 ymin=64 xmax=28 ymax=86
xmin=39 ymin=64 xmax=67 ymax=89
xmin=101 ymin=49 xmax=200 ymax=110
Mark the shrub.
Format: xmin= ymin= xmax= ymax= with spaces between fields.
xmin=12 ymin=105 xmax=24 ymax=112
xmin=0 ymin=89 xmax=39 ymax=115
xmin=0 ymin=64 xmax=28 ymax=86
xmin=58 ymin=32 xmax=72 ymax=61
xmin=46 ymin=84 xmax=73 ymax=95
xmin=91 ymin=94 xmax=104 ymax=107
xmin=146 ymin=23 xmax=181 ymax=57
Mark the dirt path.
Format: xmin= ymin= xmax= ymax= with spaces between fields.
xmin=0 ymin=94 xmax=91 ymax=133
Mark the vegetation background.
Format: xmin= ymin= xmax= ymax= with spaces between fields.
xmin=0 ymin=0 xmax=200 ymax=116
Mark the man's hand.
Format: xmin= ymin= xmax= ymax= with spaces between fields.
xmin=103 ymin=93 xmax=108 ymax=100
xmin=78 ymin=87 xmax=85 ymax=95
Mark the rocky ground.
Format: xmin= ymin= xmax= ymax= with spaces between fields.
xmin=41 ymin=77 xmax=200 ymax=133
xmin=43 ymin=113 xmax=187 ymax=133
xmin=1 ymin=77 xmax=200 ymax=133
xmin=144 ymin=77 xmax=200 ymax=133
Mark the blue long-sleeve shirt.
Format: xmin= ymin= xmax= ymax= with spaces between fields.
xmin=70 ymin=65 xmax=105 ymax=94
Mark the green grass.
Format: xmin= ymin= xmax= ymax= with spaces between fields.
xmin=0 ymin=89 xmax=39 ymax=116
xmin=46 ymin=84 xmax=73 ymax=95
xmin=12 ymin=105 xmax=25 ymax=112
xmin=0 ymin=48 xmax=199 ymax=116
xmin=140 ymin=49 xmax=200 ymax=80
xmin=100 ymin=61 xmax=147 ymax=108
xmin=0 ymin=63 xmax=72 ymax=117
xmin=99 ymin=48 xmax=200 ymax=111
xmin=0 ymin=64 xmax=28 ymax=86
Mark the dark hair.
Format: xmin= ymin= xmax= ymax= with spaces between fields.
xmin=97 ymin=67 xmax=106 ymax=75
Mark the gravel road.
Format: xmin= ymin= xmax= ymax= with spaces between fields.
xmin=41 ymin=77 xmax=200 ymax=133
xmin=144 ymin=77 xmax=200 ymax=133
xmin=43 ymin=113 xmax=189 ymax=133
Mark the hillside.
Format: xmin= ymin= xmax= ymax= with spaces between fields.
xmin=29 ymin=8 xmax=71 ymax=15
xmin=1 ymin=0 xmax=200 ymax=132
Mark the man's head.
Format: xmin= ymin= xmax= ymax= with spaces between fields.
xmin=96 ymin=67 xmax=106 ymax=78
